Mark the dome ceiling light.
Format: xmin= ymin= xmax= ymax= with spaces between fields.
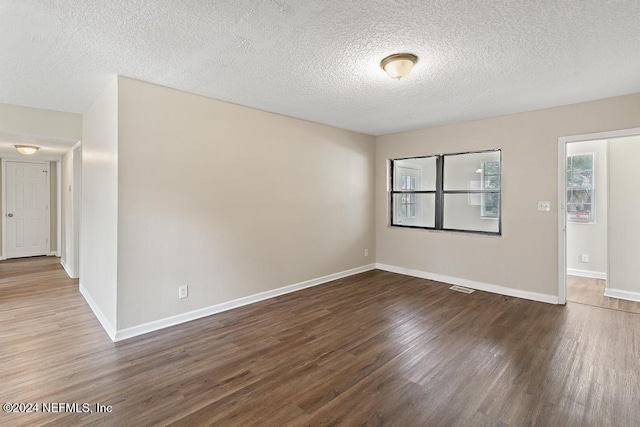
xmin=14 ymin=145 xmax=40 ymax=155
xmin=380 ymin=53 xmax=418 ymax=80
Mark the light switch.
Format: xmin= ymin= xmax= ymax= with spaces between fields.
xmin=537 ymin=201 xmax=551 ymax=211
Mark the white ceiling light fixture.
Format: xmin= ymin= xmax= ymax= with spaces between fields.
xmin=380 ymin=53 xmax=418 ymax=80
xmin=14 ymin=145 xmax=40 ymax=155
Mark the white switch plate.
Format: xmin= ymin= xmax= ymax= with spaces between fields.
xmin=537 ymin=201 xmax=551 ymax=211
xmin=178 ymin=285 xmax=188 ymax=299
xmin=581 ymin=254 xmax=589 ymax=263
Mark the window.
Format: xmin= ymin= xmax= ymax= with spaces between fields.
xmin=567 ymin=153 xmax=595 ymax=223
xmin=390 ymin=149 xmax=501 ymax=234
xmin=481 ymin=161 xmax=500 ymax=218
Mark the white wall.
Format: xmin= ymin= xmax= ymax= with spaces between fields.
xmin=60 ymin=148 xmax=77 ymax=276
xmin=0 ymin=103 xmax=82 ymax=140
xmin=566 ymin=140 xmax=608 ymax=276
xmin=608 ymin=135 xmax=640 ymax=300
xmin=0 ymin=104 xmax=81 ymax=259
xmin=376 ymin=93 xmax=640 ymax=300
xmin=80 ymin=77 xmax=119 ymax=334
xmin=115 ymin=77 xmax=376 ymax=330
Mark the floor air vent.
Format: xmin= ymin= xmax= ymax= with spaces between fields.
xmin=449 ymin=285 xmax=475 ymax=294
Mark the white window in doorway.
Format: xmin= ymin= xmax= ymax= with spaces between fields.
xmin=567 ymin=153 xmax=595 ymax=223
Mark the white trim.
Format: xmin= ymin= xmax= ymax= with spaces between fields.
xmin=79 ymin=284 xmax=116 ymax=341
xmin=376 ymin=263 xmax=559 ymax=304
xmin=557 ymin=140 xmax=567 ymax=304
xmin=566 ymin=268 xmax=607 ymax=280
xmin=558 ymin=127 xmax=640 ymax=307
xmin=56 ymin=159 xmax=61 ymax=257
xmin=604 ymin=287 xmax=640 ymax=303
xmin=60 ymin=258 xmax=76 ymax=278
xmin=48 ymin=251 xmax=57 ymax=256
xmin=113 ymin=264 xmax=376 ymax=342
xmin=1 ymin=158 xmax=6 ymax=260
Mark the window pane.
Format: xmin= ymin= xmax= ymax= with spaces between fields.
xmin=482 ymin=193 xmax=500 ymax=218
xmin=393 ymin=157 xmax=437 ymax=191
xmin=444 ymin=151 xmax=500 ymax=191
xmin=484 ymin=175 xmax=500 ymax=189
xmin=392 ymin=193 xmax=435 ymax=227
xmin=443 ymin=194 xmax=499 ymax=233
xmin=567 ymin=153 xmax=595 ymax=223
xmin=571 ymin=154 xmax=593 ymax=170
xmin=573 ymin=170 xmax=593 ymax=188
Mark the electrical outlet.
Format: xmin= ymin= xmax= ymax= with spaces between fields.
xmin=364 ymin=248 xmax=369 ymax=257
xmin=581 ymin=254 xmax=589 ymax=263
xmin=178 ymin=285 xmax=188 ymax=299
xmin=537 ymin=201 xmax=551 ymax=211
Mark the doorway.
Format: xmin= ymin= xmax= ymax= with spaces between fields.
xmin=3 ymin=161 xmax=51 ymax=259
xmin=559 ymin=128 xmax=640 ymax=312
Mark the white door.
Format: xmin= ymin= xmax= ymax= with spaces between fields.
xmin=5 ymin=161 xmax=50 ymax=259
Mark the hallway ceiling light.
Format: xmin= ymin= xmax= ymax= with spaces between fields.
xmin=15 ymin=145 xmax=40 ymax=155
xmin=380 ymin=53 xmax=418 ymax=80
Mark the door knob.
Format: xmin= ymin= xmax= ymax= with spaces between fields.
xmin=7 ymin=213 xmax=13 ymax=217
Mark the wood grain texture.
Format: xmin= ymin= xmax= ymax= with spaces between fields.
xmin=1 ymin=257 xmax=639 ymax=426
xmin=567 ymin=275 xmax=640 ymax=314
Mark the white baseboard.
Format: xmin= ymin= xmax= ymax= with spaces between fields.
xmin=113 ymin=263 xmax=376 ymax=342
xmin=376 ymin=263 xmax=559 ymax=305
xmin=48 ymin=251 xmax=58 ymax=257
xmin=60 ymin=258 xmax=77 ymax=279
xmin=567 ymin=268 xmax=607 ymax=280
xmin=604 ymin=287 xmax=640 ymax=303
xmin=79 ymin=284 xmax=117 ymax=342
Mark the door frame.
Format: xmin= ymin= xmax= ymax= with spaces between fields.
xmin=1 ymin=158 xmax=53 ymax=260
xmin=558 ymin=126 xmax=640 ymax=304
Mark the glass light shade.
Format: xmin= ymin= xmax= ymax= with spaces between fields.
xmin=381 ymin=54 xmax=418 ymax=80
xmin=15 ymin=145 xmax=40 ymax=155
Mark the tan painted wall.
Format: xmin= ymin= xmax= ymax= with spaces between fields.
xmin=376 ymin=93 xmax=640 ymax=298
xmin=116 ymin=77 xmax=376 ymax=329
xmin=80 ymin=77 xmax=119 ymax=331
xmin=566 ymin=140 xmax=608 ymax=275
xmin=608 ymin=135 xmax=640 ymax=295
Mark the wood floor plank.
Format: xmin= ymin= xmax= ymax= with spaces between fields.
xmin=1 ymin=257 xmax=639 ymax=426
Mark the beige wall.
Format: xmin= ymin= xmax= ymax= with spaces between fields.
xmin=80 ymin=77 xmax=119 ymax=331
xmin=0 ymin=103 xmax=81 ymax=140
xmin=115 ymin=77 xmax=376 ymax=329
xmin=376 ymin=93 xmax=640 ymax=298
xmin=608 ymin=135 xmax=640 ymax=296
xmin=566 ymin=140 xmax=608 ymax=275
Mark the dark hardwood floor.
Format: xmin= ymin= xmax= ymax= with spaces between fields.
xmin=567 ymin=274 xmax=640 ymax=314
xmin=1 ymin=257 xmax=639 ymax=426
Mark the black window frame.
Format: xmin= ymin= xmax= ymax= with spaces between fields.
xmin=390 ymin=149 xmax=502 ymax=236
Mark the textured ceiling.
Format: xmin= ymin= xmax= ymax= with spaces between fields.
xmin=1 ymin=0 xmax=639 ymax=136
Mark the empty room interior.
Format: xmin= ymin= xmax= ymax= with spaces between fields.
xmin=1 ymin=1 xmax=640 ymax=426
